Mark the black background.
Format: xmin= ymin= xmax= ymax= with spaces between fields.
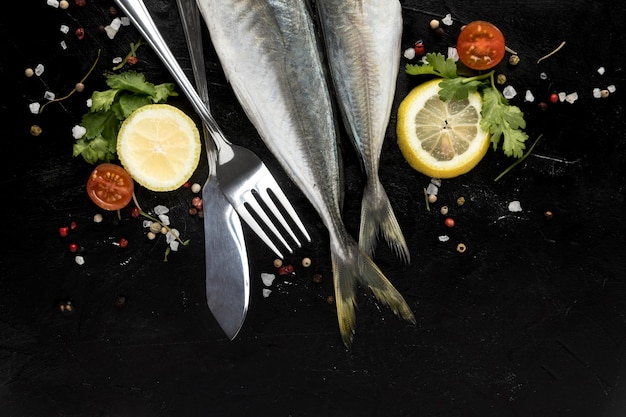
xmin=2 ymin=1 xmax=626 ymax=416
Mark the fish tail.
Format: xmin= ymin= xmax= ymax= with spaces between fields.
xmin=359 ymin=177 xmax=410 ymax=263
xmin=331 ymin=235 xmax=415 ymax=348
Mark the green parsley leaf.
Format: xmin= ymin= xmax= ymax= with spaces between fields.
xmin=73 ymin=70 xmax=178 ymax=164
xmin=405 ymin=53 xmax=457 ymax=79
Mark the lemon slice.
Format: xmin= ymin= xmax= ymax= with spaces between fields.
xmin=117 ymin=104 xmax=201 ymax=191
xmin=397 ymin=78 xmax=490 ymax=179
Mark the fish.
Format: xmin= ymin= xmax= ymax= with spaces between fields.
xmin=314 ymin=0 xmax=410 ymax=263
xmin=195 ymin=0 xmax=415 ymax=346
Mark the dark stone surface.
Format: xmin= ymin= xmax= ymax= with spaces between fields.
xmin=1 ymin=1 xmax=625 ymax=416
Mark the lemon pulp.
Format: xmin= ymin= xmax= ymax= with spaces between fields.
xmin=117 ymin=104 xmax=201 ymax=191
xmin=397 ymin=78 xmax=490 ymax=179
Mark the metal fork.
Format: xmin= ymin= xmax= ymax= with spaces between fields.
xmin=114 ymin=0 xmax=311 ymax=258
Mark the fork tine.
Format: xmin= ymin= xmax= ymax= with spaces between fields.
xmin=255 ymin=186 xmax=302 ymax=249
xmin=240 ymin=194 xmax=294 ymax=256
xmin=235 ymin=206 xmax=286 ymax=259
xmin=264 ymin=179 xmax=312 ymax=244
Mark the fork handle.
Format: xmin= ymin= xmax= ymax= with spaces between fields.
xmin=114 ymin=0 xmax=233 ymax=156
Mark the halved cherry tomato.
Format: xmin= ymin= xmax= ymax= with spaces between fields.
xmin=456 ymin=21 xmax=506 ymax=70
xmin=87 ymin=163 xmax=134 ymax=211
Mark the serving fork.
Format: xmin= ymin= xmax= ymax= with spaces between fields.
xmin=114 ymin=0 xmax=311 ymax=258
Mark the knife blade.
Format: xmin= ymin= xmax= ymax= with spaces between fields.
xmin=175 ymin=0 xmax=250 ymax=340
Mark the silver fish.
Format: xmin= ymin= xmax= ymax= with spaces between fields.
xmin=195 ymin=0 xmax=414 ymax=346
xmin=315 ymin=0 xmax=409 ymax=263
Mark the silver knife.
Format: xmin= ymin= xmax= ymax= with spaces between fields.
xmin=175 ymin=0 xmax=250 ymax=340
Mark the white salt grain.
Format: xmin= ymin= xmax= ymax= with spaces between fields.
xmin=262 ymin=289 xmax=272 ymax=298
xmin=105 ymin=25 xmax=118 ymax=39
xmin=508 ymin=201 xmax=523 ymax=212
xmin=75 ymin=255 xmax=85 ymax=265
xmin=403 ymin=48 xmax=416 ymax=60
xmin=261 ymin=273 xmax=276 ymax=287
xmin=60 ymin=25 xmax=70 ymax=34
xmin=110 ymin=18 xmax=122 ymax=31
xmin=86 ymin=98 xmax=92 ymax=108
xmin=35 ymin=64 xmax=45 ymax=76
xmin=607 ymin=85 xmax=616 ymax=93
xmin=29 ymin=102 xmax=41 ymax=114
xmin=593 ymin=88 xmax=602 ymax=98
xmin=426 ymin=183 xmax=439 ymax=195
xmin=154 ymin=205 xmax=169 ymax=215
xmin=72 ymin=125 xmax=87 ymax=139
xmin=565 ymin=92 xmax=578 ymax=104
xmin=447 ymin=47 xmax=459 ymax=61
xmin=539 ymin=72 xmax=548 ymax=80
xmin=120 ymin=17 xmax=130 ymax=26
xmin=503 ymin=85 xmax=517 ymax=99
xmin=47 ymin=0 xmax=60 ymax=8
xmin=44 ymin=91 xmax=56 ymax=101
xmin=60 ymin=41 xmax=67 ymax=50
xmin=524 ymin=90 xmax=535 ymax=102
xmin=430 ymin=178 xmax=442 ymax=187
xmin=442 ymin=14 xmax=453 ymax=26
xmin=597 ymin=66 xmax=605 ymax=75
xmin=112 ymin=57 xmax=123 ymax=64
xmin=158 ymin=214 xmax=170 ymax=226
xmin=438 ymin=235 xmax=450 ymax=242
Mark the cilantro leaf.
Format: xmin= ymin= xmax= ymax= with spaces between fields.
xmin=405 ymin=53 xmax=458 ymax=79
xmin=438 ymin=77 xmax=484 ymax=101
xmin=480 ymin=87 xmax=528 ymax=158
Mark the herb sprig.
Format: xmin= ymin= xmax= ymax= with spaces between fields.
xmin=406 ymin=53 xmax=528 ymax=158
xmin=73 ymin=70 xmax=178 ymax=164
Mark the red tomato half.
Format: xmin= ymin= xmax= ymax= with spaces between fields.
xmin=87 ymin=163 xmax=134 ymax=211
xmin=456 ymin=21 xmax=506 ymax=70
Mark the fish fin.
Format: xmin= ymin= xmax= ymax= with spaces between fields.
xmin=359 ymin=177 xmax=410 ymax=264
xmin=331 ymin=247 xmax=358 ymax=348
xmin=331 ymin=236 xmax=415 ymax=348
xmin=356 ymin=253 xmax=416 ymax=326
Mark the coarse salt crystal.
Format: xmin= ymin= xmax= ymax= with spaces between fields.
xmin=72 ymin=125 xmax=87 ymax=139
xmin=154 ymin=205 xmax=169 ymax=215
xmin=593 ymin=88 xmax=602 ymax=98
xmin=438 ymin=235 xmax=450 ymax=242
xmin=105 ymin=26 xmax=118 ymax=39
xmin=426 ymin=183 xmax=438 ymax=195
xmin=262 ymin=288 xmax=272 ymax=298
xmin=597 ymin=66 xmax=605 ymax=75
xmin=447 ymin=47 xmax=459 ymax=61
xmin=60 ymin=41 xmax=67 ymax=50
xmin=607 ymin=85 xmax=616 ymax=93
xmin=110 ymin=18 xmax=122 ymax=31
xmin=35 ymin=64 xmax=45 ymax=76
xmin=502 ymin=85 xmax=517 ymax=99
xmin=47 ymin=0 xmax=60 ymax=7
xmin=112 ymin=57 xmax=123 ymax=64
xmin=565 ymin=92 xmax=578 ymax=104
xmin=558 ymin=92 xmax=567 ymax=102
xmin=120 ymin=17 xmax=131 ymax=26
xmin=169 ymin=240 xmax=180 ymax=251
xmin=430 ymin=178 xmax=442 ymax=187
xmin=403 ymin=48 xmax=416 ymax=60
xmin=261 ymin=273 xmax=275 ymax=287
xmin=29 ymin=102 xmax=41 ymax=114
xmin=442 ymin=14 xmax=453 ymax=26
xmin=539 ymin=72 xmax=548 ymax=80
xmin=75 ymin=255 xmax=85 ymax=265
xmin=158 ymin=214 xmax=170 ymax=226
xmin=524 ymin=90 xmax=535 ymax=102
xmin=143 ymin=220 xmax=152 ymax=228
xmin=86 ymin=98 xmax=92 ymax=107
xmin=60 ymin=25 xmax=70 ymax=34
xmin=44 ymin=91 xmax=56 ymax=101
xmin=508 ymin=201 xmax=523 ymax=212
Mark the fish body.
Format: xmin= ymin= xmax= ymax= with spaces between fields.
xmin=315 ymin=0 xmax=409 ymax=262
xmin=196 ymin=0 xmax=414 ymax=346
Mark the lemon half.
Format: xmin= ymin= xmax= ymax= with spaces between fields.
xmin=397 ymin=78 xmax=490 ymax=179
xmin=117 ymin=104 xmax=201 ymax=191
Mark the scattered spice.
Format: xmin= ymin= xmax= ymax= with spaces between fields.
xmin=429 ymin=19 xmax=440 ymax=30
xmin=508 ymin=54 xmax=520 ymax=65
xmin=444 ymin=218 xmax=455 ymax=228
xmin=427 ymin=193 xmax=437 ymax=204
xmin=440 ymin=206 xmax=449 ymax=215
xmin=301 ymin=257 xmax=312 ymax=268
xmin=456 ymin=196 xmax=465 ymax=206
xmin=69 ymin=243 xmax=79 ymax=253
xmin=114 ymin=296 xmax=126 ymax=308
xmin=312 ymin=273 xmax=323 ymax=284
xmin=190 ymin=183 xmax=202 ymax=193
xmin=273 ymin=258 xmax=283 ymax=268
xmin=278 ymin=264 xmax=295 ymax=276
xmin=456 ymin=243 xmax=467 ymax=253
xmin=544 ymin=210 xmax=553 ymax=220
xmin=30 ymin=125 xmax=43 ymax=136
xmin=118 ymin=238 xmax=129 ymax=248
